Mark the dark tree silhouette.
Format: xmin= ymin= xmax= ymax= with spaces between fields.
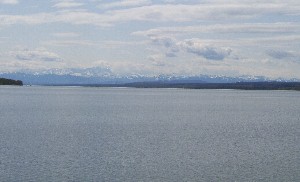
xmin=0 ymin=78 xmax=23 ymax=86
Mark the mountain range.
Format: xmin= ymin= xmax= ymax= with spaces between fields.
xmin=1 ymin=71 xmax=299 ymax=86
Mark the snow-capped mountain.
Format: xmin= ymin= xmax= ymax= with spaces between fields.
xmin=1 ymin=69 xmax=299 ymax=85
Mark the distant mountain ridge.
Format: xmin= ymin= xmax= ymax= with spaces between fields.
xmin=0 ymin=72 xmax=299 ymax=85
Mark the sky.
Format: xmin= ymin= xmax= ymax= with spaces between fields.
xmin=0 ymin=0 xmax=300 ymax=79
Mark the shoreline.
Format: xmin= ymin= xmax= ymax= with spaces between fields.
xmin=3 ymin=82 xmax=299 ymax=91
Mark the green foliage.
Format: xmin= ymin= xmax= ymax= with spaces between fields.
xmin=121 ymin=82 xmax=300 ymax=91
xmin=0 ymin=78 xmax=23 ymax=86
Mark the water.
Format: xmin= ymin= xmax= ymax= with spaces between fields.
xmin=0 ymin=86 xmax=299 ymax=181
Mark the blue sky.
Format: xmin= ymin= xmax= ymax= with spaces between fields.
xmin=1 ymin=0 xmax=300 ymax=78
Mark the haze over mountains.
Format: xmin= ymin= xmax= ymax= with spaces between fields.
xmin=1 ymin=69 xmax=298 ymax=85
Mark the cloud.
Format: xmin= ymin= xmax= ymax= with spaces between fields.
xmin=1 ymin=2 xmax=300 ymax=27
xmin=102 ymin=3 xmax=300 ymax=23
xmin=52 ymin=32 xmax=79 ymax=38
xmin=266 ymin=50 xmax=295 ymax=60
xmin=180 ymin=40 xmax=232 ymax=60
xmin=150 ymin=36 xmax=180 ymax=57
xmin=149 ymin=36 xmax=232 ymax=60
xmin=0 ymin=0 xmax=18 ymax=5
xmin=98 ymin=0 xmax=151 ymax=9
xmin=0 ymin=13 xmax=56 ymax=26
xmin=10 ymin=48 xmax=63 ymax=62
xmin=1 ymin=0 xmax=300 ymax=79
xmin=189 ymin=46 xmax=231 ymax=60
xmin=147 ymin=54 xmax=166 ymax=66
xmin=165 ymin=52 xmax=177 ymax=57
xmin=133 ymin=23 xmax=300 ymax=37
xmin=133 ymin=23 xmax=300 ymax=62
xmin=44 ymin=40 xmax=96 ymax=46
xmin=151 ymin=36 xmax=176 ymax=48
xmin=53 ymin=0 xmax=84 ymax=9
xmin=43 ymin=39 xmax=144 ymax=48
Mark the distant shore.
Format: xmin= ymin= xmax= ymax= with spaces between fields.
xmin=2 ymin=77 xmax=299 ymax=91
xmin=39 ymin=82 xmax=300 ymax=91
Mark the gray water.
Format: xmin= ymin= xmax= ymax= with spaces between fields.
xmin=0 ymin=86 xmax=299 ymax=181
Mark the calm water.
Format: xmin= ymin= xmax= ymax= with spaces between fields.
xmin=0 ymin=86 xmax=299 ymax=181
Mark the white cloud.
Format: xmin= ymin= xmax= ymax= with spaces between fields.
xmin=133 ymin=23 xmax=300 ymax=37
xmin=133 ymin=22 xmax=300 ymax=62
xmin=10 ymin=48 xmax=63 ymax=62
xmin=179 ymin=40 xmax=232 ymax=60
xmin=149 ymin=36 xmax=232 ymax=60
xmin=52 ymin=32 xmax=79 ymax=38
xmin=102 ymin=3 xmax=300 ymax=23
xmin=0 ymin=13 xmax=56 ymax=26
xmin=1 ymin=0 xmax=300 ymax=78
xmin=267 ymin=50 xmax=294 ymax=59
xmin=44 ymin=40 xmax=97 ymax=46
xmin=0 ymin=0 xmax=18 ymax=5
xmin=53 ymin=1 xmax=84 ymax=9
xmin=1 ymin=3 xmax=300 ymax=27
xmin=151 ymin=36 xmax=176 ymax=48
xmin=98 ymin=0 xmax=151 ymax=9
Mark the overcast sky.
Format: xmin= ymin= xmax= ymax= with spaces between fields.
xmin=1 ymin=0 xmax=300 ymax=78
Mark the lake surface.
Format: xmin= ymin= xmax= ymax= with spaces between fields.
xmin=0 ymin=86 xmax=299 ymax=181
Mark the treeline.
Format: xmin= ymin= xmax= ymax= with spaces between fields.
xmin=121 ymin=82 xmax=300 ymax=91
xmin=30 ymin=81 xmax=300 ymax=91
xmin=0 ymin=78 xmax=23 ymax=86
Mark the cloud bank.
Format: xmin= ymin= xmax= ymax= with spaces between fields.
xmin=10 ymin=48 xmax=63 ymax=62
xmin=0 ymin=0 xmax=299 ymax=79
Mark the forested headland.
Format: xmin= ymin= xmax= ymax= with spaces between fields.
xmin=0 ymin=78 xmax=23 ymax=86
